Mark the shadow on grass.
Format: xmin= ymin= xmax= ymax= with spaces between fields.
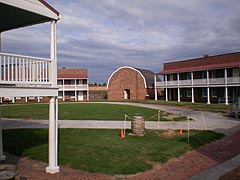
xmin=2 ymin=129 xmax=49 ymax=162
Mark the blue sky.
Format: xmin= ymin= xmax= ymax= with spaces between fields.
xmin=2 ymin=0 xmax=240 ymax=83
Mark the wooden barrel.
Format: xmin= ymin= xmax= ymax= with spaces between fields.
xmin=131 ymin=116 xmax=145 ymax=136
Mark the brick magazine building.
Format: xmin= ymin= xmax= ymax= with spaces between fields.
xmin=157 ymin=52 xmax=240 ymax=104
xmin=107 ymin=66 xmax=160 ymax=100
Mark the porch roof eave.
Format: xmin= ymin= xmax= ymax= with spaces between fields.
xmin=0 ymin=0 xmax=60 ymax=33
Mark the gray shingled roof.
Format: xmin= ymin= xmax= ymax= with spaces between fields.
xmin=135 ymin=68 xmax=160 ymax=88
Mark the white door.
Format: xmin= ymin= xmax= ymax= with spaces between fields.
xmin=78 ymin=91 xmax=83 ymax=101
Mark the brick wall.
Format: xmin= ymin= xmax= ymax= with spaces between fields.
xmin=108 ymin=68 xmax=148 ymax=100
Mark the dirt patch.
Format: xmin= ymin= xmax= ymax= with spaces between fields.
xmin=159 ymin=129 xmax=178 ymax=138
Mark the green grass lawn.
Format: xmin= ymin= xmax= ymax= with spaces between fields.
xmin=128 ymin=100 xmax=229 ymax=113
xmin=3 ymin=128 xmax=223 ymax=175
xmin=0 ymin=103 xmax=187 ymax=121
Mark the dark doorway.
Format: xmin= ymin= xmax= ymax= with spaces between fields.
xmin=124 ymin=89 xmax=130 ymax=99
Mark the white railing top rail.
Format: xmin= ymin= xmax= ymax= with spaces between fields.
xmin=0 ymin=52 xmax=51 ymax=62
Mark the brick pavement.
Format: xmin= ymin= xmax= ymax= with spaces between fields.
xmin=2 ymin=131 xmax=240 ymax=180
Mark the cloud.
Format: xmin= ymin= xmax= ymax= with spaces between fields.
xmin=2 ymin=0 xmax=240 ymax=82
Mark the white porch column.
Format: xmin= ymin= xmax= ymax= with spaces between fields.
xmin=0 ymin=107 xmax=6 ymax=161
xmin=63 ymin=79 xmax=65 ymax=101
xmin=46 ymin=96 xmax=59 ymax=174
xmin=50 ymin=20 xmax=57 ymax=87
xmin=177 ymin=73 xmax=180 ymax=102
xmin=75 ymin=79 xmax=77 ymax=101
xmin=225 ymin=87 xmax=228 ymax=105
xmin=154 ymin=75 xmax=157 ymax=101
xmin=207 ymin=70 xmax=210 ymax=104
xmin=224 ymin=68 xmax=228 ymax=105
xmin=191 ymin=72 xmax=195 ymax=103
xmin=165 ymin=88 xmax=168 ymax=101
xmin=177 ymin=88 xmax=180 ymax=102
xmin=46 ymin=20 xmax=59 ymax=174
xmin=192 ymin=88 xmax=195 ymax=103
xmin=165 ymin=75 xmax=168 ymax=101
xmin=87 ymin=80 xmax=89 ymax=101
xmin=0 ymin=33 xmax=2 ymax=52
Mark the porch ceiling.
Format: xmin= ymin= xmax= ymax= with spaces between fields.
xmin=0 ymin=0 xmax=59 ymax=32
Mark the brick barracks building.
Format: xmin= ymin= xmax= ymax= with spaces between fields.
xmin=157 ymin=52 xmax=240 ymax=104
xmin=107 ymin=66 xmax=160 ymax=100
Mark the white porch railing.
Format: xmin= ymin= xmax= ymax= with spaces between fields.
xmin=179 ymin=80 xmax=191 ymax=86
xmin=209 ymin=77 xmax=225 ymax=85
xmin=167 ymin=80 xmax=178 ymax=86
xmin=227 ymin=77 xmax=240 ymax=84
xmin=156 ymin=77 xmax=240 ymax=88
xmin=58 ymin=84 xmax=88 ymax=90
xmin=193 ymin=79 xmax=207 ymax=85
xmin=0 ymin=52 xmax=53 ymax=86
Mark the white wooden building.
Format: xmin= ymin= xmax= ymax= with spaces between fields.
xmin=0 ymin=0 xmax=60 ymax=174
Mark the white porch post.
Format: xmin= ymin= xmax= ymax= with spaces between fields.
xmin=192 ymin=88 xmax=195 ymax=103
xmin=75 ymin=79 xmax=77 ymax=101
xmin=165 ymin=75 xmax=168 ymax=101
xmin=0 ymin=33 xmax=2 ymax=52
xmin=0 ymin=106 xmax=6 ymax=161
xmin=46 ymin=96 xmax=59 ymax=173
xmin=191 ymin=72 xmax=195 ymax=103
xmin=177 ymin=88 xmax=180 ymax=102
xmin=154 ymin=75 xmax=157 ymax=101
xmin=165 ymin=88 xmax=168 ymax=101
xmin=63 ymin=79 xmax=65 ymax=101
xmin=177 ymin=73 xmax=180 ymax=102
xmin=224 ymin=68 xmax=228 ymax=105
xmin=46 ymin=20 xmax=59 ymax=174
xmin=207 ymin=70 xmax=210 ymax=104
xmin=87 ymin=79 xmax=89 ymax=101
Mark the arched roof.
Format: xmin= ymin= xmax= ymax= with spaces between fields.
xmin=107 ymin=66 xmax=159 ymax=88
